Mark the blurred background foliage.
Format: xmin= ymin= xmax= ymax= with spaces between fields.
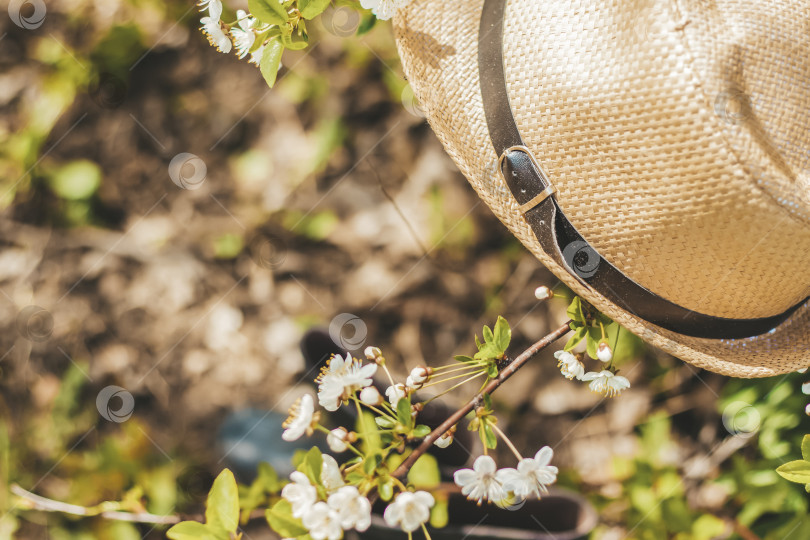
xmin=0 ymin=0 xmax=807 ymax=538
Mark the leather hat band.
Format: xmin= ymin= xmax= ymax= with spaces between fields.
xmin=477 ymin=0 xmax=807 ymax=339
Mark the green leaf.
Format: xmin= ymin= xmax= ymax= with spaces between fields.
xmin=396 ymin=397 xmax=412 ymax=429
xmin=299 ymin=0 xmax=330 ymax=19
xmin=474 ymin=334 xmax=483 ymax=351
xmin=586 ymin=326 xmax=601 ymax=360
xmin=363 ymin=454 xmax=378 ymax=475
xmin=375 ymin=416 xmax=396 ymax=429
xmin=482 ymin=324 xmax=494 ymax=344
xmin=259 ymin=39 xmax=284 ymax=88
xmin=248 ymin=0 xmax=288 ymax=25
xmin=492 ymin=316 xmax=511 ymax=353
xmin=265 ymin=500 xmax=308 ymax=538
xmin=776 ymin=460 xmax=810 ymax=484
xmin=166 ymin=521 xmax=217 ymax=540
xmin=430 ymin=496 xmax=449 ymax=528
xmin=377 ymin=477 xmax=395 ymax=501
xmin=454 ymin=355 xmax=475 ymax=363
xmin=407 ymin=454 xmax=440 ymax=488
xmin=205 ymin=469 xmax=239 ymax=534
xmin=566 ymin=297 xmax=585 ymax=323
xmin=299 ymin=447 xmax=323 ymax=486
xmin=564 ymin=325 xmax=587 ymax=352
xmin=357 ymin=12 xmax=376 ymax=35
xmin=281 ymin=26 xmax=309 ymax=50
xmin=482 ymin=393 xmax=493 ymax=411
xmin=481 ymin=423 xmax=497 ymax=450
xmin=802 ymin=434 xmax=810 ymax=461
xmin=412 ymin=424 xmax=431 ymax=438
xmin=486 ymin=363 xmax=499 ymax=378
xmin=473 ymin=342 xmax=500 ymax=360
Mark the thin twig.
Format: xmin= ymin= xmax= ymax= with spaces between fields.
xmin=390 ymin=321 xmax=572 ymax=480
xmin=10 ymin=484 xmax=181 ymax=525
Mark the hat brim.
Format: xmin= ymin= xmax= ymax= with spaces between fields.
xmin=393 ymin=0 xmax=810 ymax=377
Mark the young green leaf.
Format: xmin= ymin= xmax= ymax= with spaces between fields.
xmin=205 ymin=469 xmax=240 ymax=534
xmin=407 ymin=454 xmax=441 ymax=488
xmin=377 ymin=477 xmax=395 ymax=501
xmin=281 ymin=26 xmax=309 ymax=50
xmin=482 ymin=324 xmax=494 ymax=344
xmin=564 ymin=325 xmax=587 ymax=352
xmin=802 ymin=434 xmax=810 ymax=461
xmin=776 ymin=460 xmax=810 ymax=484
xmin=454 ymin=355 xmax=476 ymax=363
xmin=566 ymin=297 xmax=585 ymax=323
xmin=480 ymin=422 xmax=497 ymax=450
xmin=412 ymin=424 xmax=431 ymax=438
xmin=486 ymin=363 xmax=499 ymax=378
xmin=259 ymin=39 xmax=284 ymax=88
xmin=299 ymin=447 xmax=323 ymax=486
xmin=299 ymin=0 xmax=330 ymax=19
xmin=482 ymin=393 xmax=493 ymax=411
xmin=430 ymin=496 xmax=449 ymax=528
xmin=265 ymin=500 xmax=308 ymax=538
xmin=493 ymin=316 xmax=511 ymax=352
xmin=166 ymin=521 xmax=217 ymax=540
xmin=473 ymin=342 xmax=500 ymax=360
xmin=248 ymin=0 xmax=288 ymax=25
xmin=357 ymin=12 xmax=376 ymax=35
xmin=396 ymin=397 xmax=412 ymax=429
xmin=474 ymin=334 xmax=483 ymax=351
xmin=375 ymin=416 xmax=396 ymax=429
xmin=586 ymin=326 xmax=602 ymax=360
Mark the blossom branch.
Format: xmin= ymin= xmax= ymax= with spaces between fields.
xmin=390 ymin=320 xmax=572 ymax=480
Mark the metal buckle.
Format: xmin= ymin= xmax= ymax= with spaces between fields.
xmin=497 ymin=145 xmax=557 ymax=214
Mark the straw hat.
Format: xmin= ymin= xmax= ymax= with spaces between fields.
xmin=393 ymin=0 xmax=810 ymax=377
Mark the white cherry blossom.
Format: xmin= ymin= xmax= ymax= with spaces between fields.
xmin=360 ymin=386 xmax=381 ymax=405
xmin=318 ymin=353 xmax=378 ymax=411
xmin=282 ymin=394 xmax=315 ymax=441
xmin=500 ymin=446 xmax=558 ymax=499
xmin=231 ymin=9 xmax=256 ymax=59
xmin=453 ymin=455 xmax=507 ymax=504
xmin=554 ymin=350 xmax=585 ymax=380
xmin=281 ymin=471 xmax=317 ymax=519
xmin=434 ymin=432 xmax=453 ymax=448
xmin=200 ymin=16 xmax=231 ymax=54
xmin=359 ymin=0 xmax=407 ymax=20
xmin=302 ymin=501 xmax=342 ymax=540
xmin=327 ymin=486 xmax=372 ymax=532
xmin=383 ymin=490 xmax=434 ymax=532
xmin=581 ymin=370 xmax=630 ymax=397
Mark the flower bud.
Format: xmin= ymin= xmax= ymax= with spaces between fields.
xmin=327 ymin=427 xmax=349 ymax=453
xmin=802 ymin=382 xmax=810 ymax=395
xmin=534 ymin=286 xmax=553 ymax=300
xmin=409 ymin=366 xmax=430 ymax=386
xmin=360 ymin=386 xmax=382 ymax=406
xmin=434 ymin=432 xmax=453 ymax=448
xmin=365 ymin=346 xmax=382 ymax=361
xmin=597 ymin=341 xmax=613 ymax=363
xmin=806 ymin=403 xmax=810 ymax=416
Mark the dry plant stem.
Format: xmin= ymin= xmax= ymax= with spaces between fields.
xmin=391 ymin=320 xmax=572 ymax=481
xmin=11 ymin=484 xmax=181 ymax=525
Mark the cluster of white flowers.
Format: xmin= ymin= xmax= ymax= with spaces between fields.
xmin=359 ymin=0 xmax=409 ymax=20
xmin=453 ymin=448 xmax=558 ymax=505
xmin=317 ymin=353 xmax=378 ymax=411
xmin=554 ymin=350 xmax=630 ymax=397
xmin=281 ymin=458 xmax=372 ymax=540
xmin=198 ymin=0 xmax=268 ymax=65
xmin=383 ymin=490 xmax=435 ymax=532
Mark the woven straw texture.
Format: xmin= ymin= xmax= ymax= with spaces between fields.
xmin=394 ymin=0 xmax=810 ymax=377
